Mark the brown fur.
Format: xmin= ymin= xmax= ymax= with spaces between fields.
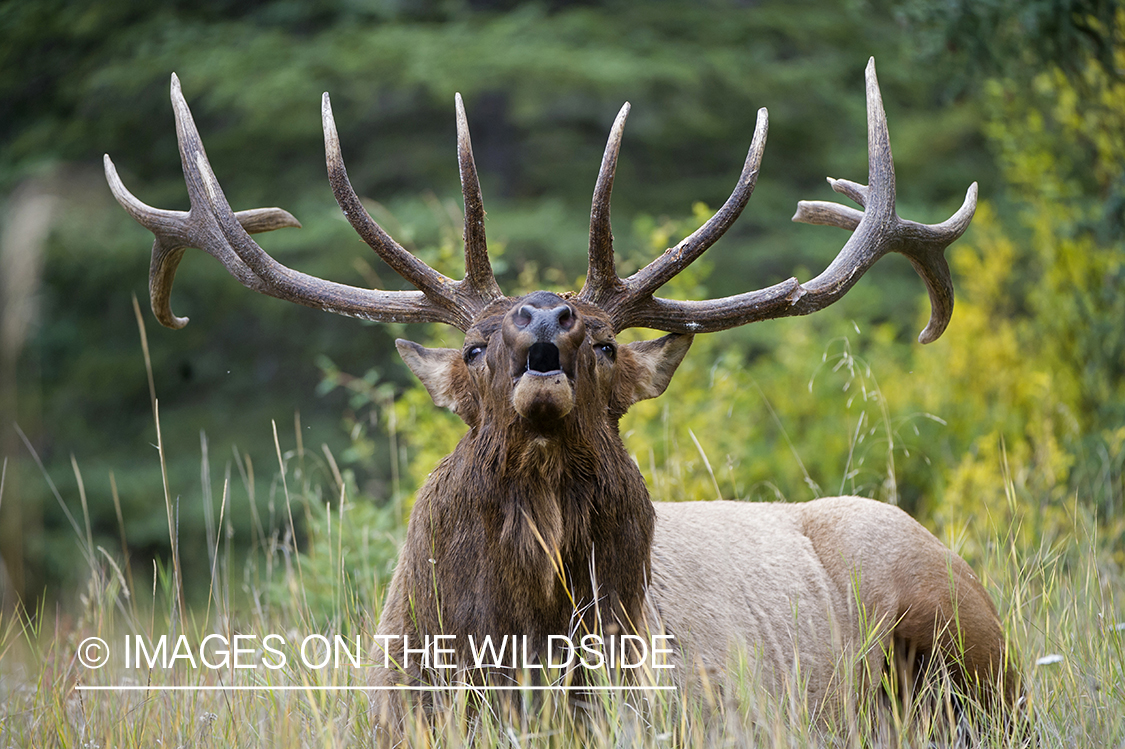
xmin=650 ymin=498 xmax=1019 ymax=716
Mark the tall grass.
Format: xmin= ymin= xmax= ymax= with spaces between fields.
xmin=1 ymin=327 xmax=1122 ymax=747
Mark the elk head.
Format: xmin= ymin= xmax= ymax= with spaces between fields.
xmin=396 ymin=290 xmax=693 ymax=438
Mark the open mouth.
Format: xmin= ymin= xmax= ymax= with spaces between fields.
xmin=523 ymin=342 xmax=562 ymax=376
xmin=511 ymin=341 xmax=574 ymax=421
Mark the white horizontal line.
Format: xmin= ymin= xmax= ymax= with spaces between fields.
xmin=76 ymin=685 xmax=676 ymax=692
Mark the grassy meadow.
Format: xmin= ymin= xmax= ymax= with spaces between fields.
xmin=1 ymin=311 xmax=1122 ymax=747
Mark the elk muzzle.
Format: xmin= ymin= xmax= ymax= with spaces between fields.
xmin=503 ymin=292 xmax=585 ymax=424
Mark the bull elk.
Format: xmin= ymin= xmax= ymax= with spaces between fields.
xmin=106 ymin=59 xmax=1022 ymax=738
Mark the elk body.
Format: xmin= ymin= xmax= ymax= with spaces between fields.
xmin=106 ymin=59 xmax=1020 ymax=736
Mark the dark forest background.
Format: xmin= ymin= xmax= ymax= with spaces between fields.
xmin=1 ymin=0 xmax=1121 ymax=611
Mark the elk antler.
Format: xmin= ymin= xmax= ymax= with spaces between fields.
xmin=583 ymin=58 xmax=976 ymax=344
xmin=578 ymin=102 xmax=771 ymax=314
xmin=105 ymin=75 xmax=500 ymax=331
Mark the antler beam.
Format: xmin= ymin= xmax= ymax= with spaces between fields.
xmin=597 ymin=58 xmax=975 ymax=343
xmin=106 ymin=75 xmax=500 ymax=332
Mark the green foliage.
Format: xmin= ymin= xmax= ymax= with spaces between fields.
xmin=8 ymin=0 xmax=991 ymax=600
xmin=4 ymin=0 xmax=1120 ymax=616
xmin=931 ymin=26 xmax=1125 ymax=549
xmin=884 ymin=0 xmax=1121 ymax=88
xmin=274 ymin=492 xmax=402 ymax=625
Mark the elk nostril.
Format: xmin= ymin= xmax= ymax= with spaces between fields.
xmin=556 ymin=305 xmax=574 ymax=330
xmin=515 ymin=305 xmax=534 ymax=328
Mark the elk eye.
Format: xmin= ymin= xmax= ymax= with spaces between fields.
xmin=464 ymin=345 xmax=485 ymax=364
xmin=596 ymin=342 xmax=617 ymax=361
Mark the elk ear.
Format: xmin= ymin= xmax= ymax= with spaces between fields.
xmin=621 ymin=333 xmax=693 ymax=405
xmin=396 ymin=339 xmax=466 ymax=414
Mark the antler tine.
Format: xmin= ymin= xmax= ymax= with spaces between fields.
xmin=454 ymin=93 xmax=503 ymax=305
xmin=106 ymin=155 xmax=301 ymax=328
xmin=577 ymin=105 xmax=773 ymax=331
xmin=791 ymin=57 xmax=976 ymax=343
xmin=105 ymin=75 xmax=302 ymax=329
xmin=108 ymin=74 xmax=465 ymax=330
xmin=323 ymin=93 xmax=486 ymax=328
xmin=793 ymin=182 xmax=976 ymax=343
xmin=613 ymin=58 xmax=976 ymax=342
xmin=623 ymin=107 xmax=769 ymax=302
xmin=578 ymin=102 xmax=631 ymax=307
xmin=580 ymin=104 xmax=767 ymax=319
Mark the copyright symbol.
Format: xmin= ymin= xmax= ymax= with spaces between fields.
xmin=78 ymin=637 xmax=109 ymax=669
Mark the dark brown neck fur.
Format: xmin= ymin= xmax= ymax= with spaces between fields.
xmin=394 ymin=408 xmax=654 ymax=664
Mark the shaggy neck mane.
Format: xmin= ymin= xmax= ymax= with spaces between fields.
xmin=403 ymin=405 xmax=655 ymax=655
